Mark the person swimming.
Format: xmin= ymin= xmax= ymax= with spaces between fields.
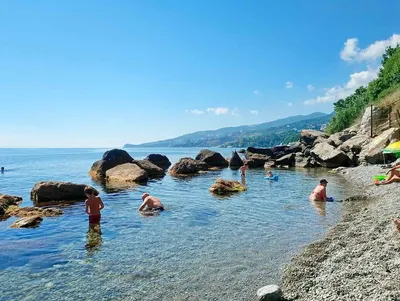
xmin=267 ymin=170 xmax=274 ymax=178
xmin=309 ymin=179 xmax=328 ymax=202
xmin=1 ymin=167 xmax=4 ymax=173
xmin=139 ymin=193 xmax=164 ymax=212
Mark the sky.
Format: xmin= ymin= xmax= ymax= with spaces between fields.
xmin=1 ymin=0 xmax=400 ymax=147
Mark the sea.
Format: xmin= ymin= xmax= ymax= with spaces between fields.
xmin=0 ymin=148 xmax=355 ymax=301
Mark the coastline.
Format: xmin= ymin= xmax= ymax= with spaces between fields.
xmin=280 ymin=165 xmax=400 ymax=301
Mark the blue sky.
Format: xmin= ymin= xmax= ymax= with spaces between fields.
xmin=1 ymin=0 xmax=399 ymax=147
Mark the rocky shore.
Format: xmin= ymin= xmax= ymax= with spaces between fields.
xmin=281 ymin=165 xmax=400 ymax=301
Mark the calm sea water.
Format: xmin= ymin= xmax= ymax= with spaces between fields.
xmin=0 ymin=148 xmax=354 ymax=301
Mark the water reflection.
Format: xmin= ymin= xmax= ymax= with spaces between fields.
xmin=311 ymin=200 xmax=326 ymax=216
xmin=85 ymin=224 xmax=103 ymax=255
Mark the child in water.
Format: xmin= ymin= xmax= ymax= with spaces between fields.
xmin=85 ymin=187 xmax=104 ymax=225
xmin=267 ymin=170 xmax=274 ymax=178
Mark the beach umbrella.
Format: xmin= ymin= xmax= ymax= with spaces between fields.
xmin=383 ymin=141 xmax=400 ymax=154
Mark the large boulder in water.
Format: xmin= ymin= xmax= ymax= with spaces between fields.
xmin=145 ymin=154 xmax=171 ymax=170
xmin=31 ymin=182 xmax=98 ymax=204
xmin=89 ymin=149 xmax=134 ymax=179
xmin=311 ymin=142 xmax=349 ymax=168
xmin=246 ymin=153 xmax=272 ymax=168
xmin=106 ymin=163 xmax=148 ymax=183
xmin=0 ymin=194 xmax=23 ymax=216
xmin=360 ymin=127 xmax=399 ymax=164
xmin=133 ymin=160 xmax=165 ymax=177
xmin=246 ymin=147 xmax=274 ymax=158
xmin=275 ymin=153 xmax=295 ymax=167
xmin=195 ymin=149 xmax=228 ymax=168
xmin=300 ymin=130 xmax=329 ymax=147
xmin=10 ymin=216 xmax=43 ymax=228
xmin=169 ymin=158 xmax=208 ymax=177
xmin=209 ymin=179 xmax=247 ymax=195
xmin=229 ymin=151 xmax=244 ymax=169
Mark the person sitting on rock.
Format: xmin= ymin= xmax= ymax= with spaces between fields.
xmin=139 ymin=193 xmax=164 ymax=212
xmin=309 ymin=179 xmax=328 ymax=202
xmin=376 ymin=163 xmax=400 ymax=185
xmin=239 ymin=162 xmax=249 ymax=177
xmin=85 ymin=187 xmax=104 ymax=225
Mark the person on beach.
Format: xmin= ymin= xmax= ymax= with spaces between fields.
xmin=85 ymin=187 xmax=104 ymax=225
xmin=239 ymin=162 xmax=249 ymax=177
xmin=309 ymin=179 xmax=328 ymax=202
xmin=392 ymin=218 xmax=400 ymax=232
xmin=139 ymin=193 xmax=164 ymax=212
xmin=376 ymin=163 xmax=400 ymax=185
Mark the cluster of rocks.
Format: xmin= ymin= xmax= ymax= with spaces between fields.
xmin=209 ymin=179 xmax=247 ymax=195
xmin=89 ymin=149 xmax=171 ymax=184
xmin=245 ymin=107 xmax=399 ymax=169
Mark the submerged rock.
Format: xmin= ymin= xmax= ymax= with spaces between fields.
xmin=6 ymin=206 xmax=63 ymax=218
xmin=133 ymin=160 xmax=165 ymax=177
xmin=169 ymin=158 xmax=208 ymax=177
xmin=257 ymin=284 xmax=282 ymax=301
xmin=209 ymin=179 xmax=247 ymax=195
xmin=229 ymin=151 xmax=244 ymax=169
xmin=145 ymin=154 xmax=171 ymax=170
xmin=30 ymin=182 xmax=98 ymax=204
xmin=0 ymin=194 xmax=23 ymax=216
xmin=89 ymin=149 xmax=134 ymax=179
xmin=106 ymin=163 xmax=148 ymax=183
xmin=195 ymin=149 xmax=228 ymax=168
xmin=10 ymin=216 xmax=43 ymax=228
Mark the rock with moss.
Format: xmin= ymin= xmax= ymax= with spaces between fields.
xmin=6 ymin=206 xmax=63 ymax=218
xmin=209 ymin=179 xmax=247 ymax=195
xmin=0 ymin=194 xmax=23 ymax=216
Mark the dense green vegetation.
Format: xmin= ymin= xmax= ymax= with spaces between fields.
xmin=326 ymin=45 xmax=400 ymax=134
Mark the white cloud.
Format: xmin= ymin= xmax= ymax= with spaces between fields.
xmin=250 ymin=110 xmax=258 ymax=115
xmin=207 ymin=107 xmax=230 ymax=115
xmin=286 ymin=81 xmax=293 ymax=88
xmin=341 ymin=34 xmax=400 ymax=62
xmin=287 ymin=102 xmax=293 ymax=107
xmin=231 ymin=107 xmax=240 ymax=116
xmin=253 ymin=90 xmax=260 ymax=95
xmin=307 ymin=84 xmax=315 ymax=91
xmin=187 ymin=109 xmax=204 ymax=115
xmin=304 ymin=67 xmax=379 ymax=105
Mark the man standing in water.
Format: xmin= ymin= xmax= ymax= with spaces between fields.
xmin=309 ymin=179 xmax=328 ymax=202
xmin=239 ymin=162 xmax=249 ymax=177
xmin=85 ymin=187 xmax=104 ymax=225
xmin=139 ymin=193 xmax=164 ymax=212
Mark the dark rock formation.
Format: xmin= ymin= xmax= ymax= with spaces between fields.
xmin=145 ymin=154 xmax=171 ymax=170
xmin=195 ymin=149 xmax=229 ymax=168
xmin=275 ymin=153 xmax=295 ymax=167
xmin=229 ymin=151 xmax=244 ymax=169
xmin=133 ymin=160 xmax=165 ymax=177
xmin=31 ymin=182 xmax=98 ymax=204
xmin=169 ymin=158 xmax=208 ymax=177
xmin=0 ymin=194 xmax=23 ymax=216
xmin=89 ymin=149 xmax=134 ymax=179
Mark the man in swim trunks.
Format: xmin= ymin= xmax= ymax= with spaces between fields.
xmin=85 ymin=187 xmax=104 ymax=225
xmin=139 ymin=193 xmax=164 ymax=212
xmin=239 ymin=162 xmax=249 ymax=177
xmin=309 ymin=179 xmax=328 ymax=202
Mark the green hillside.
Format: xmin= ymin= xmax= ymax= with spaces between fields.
xmin=327 ymin=45 xmax=400 ymax=134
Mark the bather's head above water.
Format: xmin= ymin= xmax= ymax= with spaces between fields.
xmin=142 ymin=193 xmax=150 ymax=201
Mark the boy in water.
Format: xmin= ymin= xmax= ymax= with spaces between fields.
xmin=239 ymin=162 xmax=249 ymax=177
xmin=85 ymin=187 xmax=104 ymax=225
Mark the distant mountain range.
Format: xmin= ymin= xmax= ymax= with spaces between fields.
xmin=124 ymin=112 xmax=334 ymax=148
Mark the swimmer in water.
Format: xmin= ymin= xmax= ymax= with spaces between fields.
xmin=1 ymin=167 xmax=4 ymax=173
xmin=139 ymin=193 xmax=164 ymax=212
xmin=309 ymin=179 xmax=328 ymax=202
